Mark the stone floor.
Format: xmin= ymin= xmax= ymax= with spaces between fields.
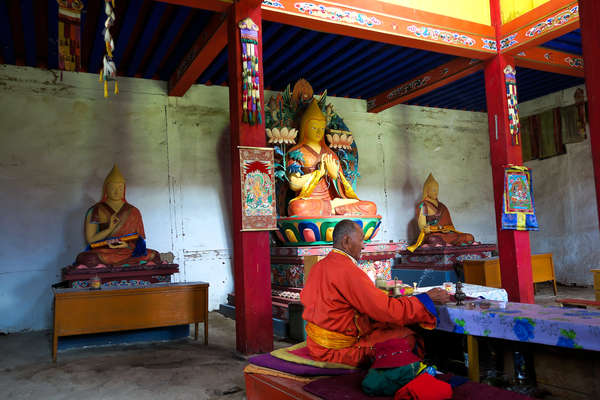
xmin=0 ymin=283 xmax=595 ymax=400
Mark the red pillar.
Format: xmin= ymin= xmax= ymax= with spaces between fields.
xmin=228 ymin=0 xmax=273 ymax=354
xmin=485 ymin=0 xmax=534 ymax=303
xmin=579 ymin=0 xmax=600 ymax=230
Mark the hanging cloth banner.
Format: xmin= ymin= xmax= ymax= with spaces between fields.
xmin=99 ymin=0 xmax=118 ymax=97
xmin=57 ymin=0 xmax=84 ymax=71
xmin=504 ymin=65 xmax=520 ymax=146
xmin=501 ymin=165 xmax=539 ymax=231
xmin=239 ymin=18 xmax=262 ymax=125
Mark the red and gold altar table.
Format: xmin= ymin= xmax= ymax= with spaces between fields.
xmin=62 ymin=263 xmax=179 ymax=289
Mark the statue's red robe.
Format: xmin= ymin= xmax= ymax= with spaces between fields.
xmin=76 ymin=202 xmax=161 ymax=267
xmin=301 ymin=250 xmax=438 ymax=367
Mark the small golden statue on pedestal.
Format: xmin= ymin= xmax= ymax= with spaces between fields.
xmin=75 ymin=165 xmax=162 ymax=267
xmin=408 ymin=174 xmax=477 ymax=252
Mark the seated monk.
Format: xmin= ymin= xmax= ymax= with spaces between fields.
xmin=407 ymin=174 xmax=476 ymax=252
xmin=75 ymin=165 xmax=161 ymax=267
xmin=301 ymin=220 xmax=450 ymax=367
xmin=287 ymin=99 xmax=377 ymax=217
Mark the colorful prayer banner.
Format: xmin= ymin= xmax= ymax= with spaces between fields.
xmin=239 ymin=18 xmax=262 ymax=125
xmin=501 ymin=166 xmax=538 ymax=231
xmin=504 ymin=65 xmax=520 ymax=146
xmin=239 ymin=146 xmax=277 ymax=231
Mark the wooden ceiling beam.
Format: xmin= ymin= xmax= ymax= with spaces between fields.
xmin=168 ymin=12 xmax=228 ymax=96
xmin=514 ymin=46 xmax=584 ymax=77
xmin=367 ymin=57 xmax=484 ymax=113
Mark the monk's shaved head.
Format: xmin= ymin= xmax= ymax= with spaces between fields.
xmin=332 ymin=220 xmax=364 ymax=261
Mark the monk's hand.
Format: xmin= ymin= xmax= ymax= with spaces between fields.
xmin=426 ymin=287 xmax=451 ymax=304
xmin=424 ymin=225 xmax=431 ymax=234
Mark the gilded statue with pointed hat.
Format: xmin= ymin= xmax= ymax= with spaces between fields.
xmin=407 ymin=173 xmax=476 ymax=252
xmin=75 ymin=165 xmax=162 ymax=267
xmin=265 ymin=79 xmax=381 ymax=245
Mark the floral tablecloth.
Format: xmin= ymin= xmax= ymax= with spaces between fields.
xmin=436 ymin=301 xmax=600 ymax=351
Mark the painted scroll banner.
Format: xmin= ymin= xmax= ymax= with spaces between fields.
xmin=501 ymin=165 xmax=539 ymax=231
xmin=239 ymin=146 xmax=277 ymax=231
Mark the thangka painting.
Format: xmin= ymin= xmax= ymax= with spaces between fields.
xmin=504 ymin=65 xmax=520 ymax=145
xmin=502 ymin=166 xmax=538 ymax=231
xmin=239 ymin=146 xmax=277 ymax=231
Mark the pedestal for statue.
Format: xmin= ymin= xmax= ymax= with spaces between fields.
xmin=62 ymin=263 xmax=179 ymax=289
xmin=393 ymin=244 xmax=497 ymax=287
xmin=271 ymin=241 xmax=406 ymax=288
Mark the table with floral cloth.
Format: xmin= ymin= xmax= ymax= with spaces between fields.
xmin=436 ymin=301 xmax=600 ymax=351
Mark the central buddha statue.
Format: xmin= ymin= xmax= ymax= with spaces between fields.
xmin=286 ymin=99 xmax=377 ymax=217
xmin=407 ymin=174 xmax=476 ymax=252
xmin=75 ymin=165 xmax=162 ymax=267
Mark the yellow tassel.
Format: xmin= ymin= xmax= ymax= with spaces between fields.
xmin=114 ymin=81 xmax=119 ymax=95
xmin=104 ymin=80 xmax=108 ymax=98
xmin=99 ymin=68 xmax=103 ymax=82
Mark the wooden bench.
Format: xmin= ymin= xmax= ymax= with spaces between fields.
xmin=463 ymin=253 xmax=557 ymax=295
xmin=53 ymin=282 xmax=209 ymax=361
xmin=556 ymin=298 xmax=600 ymax=309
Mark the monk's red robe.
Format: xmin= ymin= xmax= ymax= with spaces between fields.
xmin=301 ymin=251 xmax=437 ymax=367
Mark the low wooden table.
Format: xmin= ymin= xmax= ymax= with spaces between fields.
xmin=463 ymin=253 xmax=557 ymax=295
xmin=592 ymin=269 xmax=600 ymax=301
xmin=53 ymin=282 xmax=208 ymax=361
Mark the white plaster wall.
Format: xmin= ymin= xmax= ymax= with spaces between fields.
xmin=0 ymin=65 xmax=495 ymax=332
xmin=519 ymin=85 xmax=600 ymax=285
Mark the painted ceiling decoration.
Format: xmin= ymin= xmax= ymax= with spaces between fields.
xmin=0 ymin=0 xmax=584 ymax=112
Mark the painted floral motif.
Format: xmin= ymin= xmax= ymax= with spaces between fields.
xmin=453 ymin=318 xmax=467 ymax=334
xmin=272 ymin=264 xmax=304 ymax=287
xmin=294 ymin=2 xmax=382 ymax=27
xmin=556 ymin=329 xmax=582 ymax=349
xmin=525 ymin=5 xmax=579 ymax=38
xmin=499 ymin=34 xmax=518 ymax=50
xmin=407 ymin=25 xmax=475 ymax=47
xmin=481 ymin=38 xmax=497 ymax=51
xmin=386 ymin=76 xmax=431 ymax=100
xmin=513 ymin=317 xmax=535 ymax=341
xmin=564 ymin=56 xmax=584 ymax=68
xmin=262 ymin=0 xmax=284 ymax=8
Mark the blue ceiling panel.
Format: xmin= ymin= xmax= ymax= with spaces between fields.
xmin=541 ymin=28 xmax=581 ymax=55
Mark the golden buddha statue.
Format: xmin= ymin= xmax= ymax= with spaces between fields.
xmin=286 ymin=99 xmax=377 ymax=217
xmin=407 ymin=174 xmax=476 ymax=252
xmin=75 ymin=165 xmax=161 ymax=267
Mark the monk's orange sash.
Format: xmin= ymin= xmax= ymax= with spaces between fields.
xmin=305 ymin=322 xmax=358 ymax=350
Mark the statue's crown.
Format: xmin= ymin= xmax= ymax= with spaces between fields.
xmin=104 ymin=164 xmax=126 ymax=186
